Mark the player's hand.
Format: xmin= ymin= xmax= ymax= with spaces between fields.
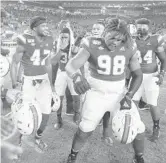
xmin=155 ymin=71 xmax=165 ymax=86
xmin=120 ymin=94 xmax=132 ymax=110
xmin=12 ymin=82 xmax=22 ymax=90
xmin=73 ymin=73 xmax=90 ymax=95
xmin=1 ymin=141 xmax=23 ymax=161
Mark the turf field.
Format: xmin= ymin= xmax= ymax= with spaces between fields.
xmin=4 ymin=79 xmax=166 ymax=163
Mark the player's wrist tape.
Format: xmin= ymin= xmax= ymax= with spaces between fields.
xmin=160 ymin=70 xmax=165 ymax=77
xmin=72 ymin=73 xmax=82 ymax=83
xmin=126 ymin=91 xmax=134 ymax=99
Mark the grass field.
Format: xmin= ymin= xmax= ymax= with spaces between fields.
xmin=2 ymin=80 xmax=166 ymax=163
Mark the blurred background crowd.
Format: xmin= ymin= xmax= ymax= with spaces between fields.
xmin=1 ymin=0 xmax=166 ymax=41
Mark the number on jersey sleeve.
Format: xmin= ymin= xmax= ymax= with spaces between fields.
xmin=97 ymin=55 xmax=126 ymax=75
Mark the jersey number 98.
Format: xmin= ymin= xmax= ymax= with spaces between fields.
xmin=97 ymin=55 xmax=126 ymax=75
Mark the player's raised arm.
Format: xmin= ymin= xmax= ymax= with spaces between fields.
xmin=10 ymin=44 xmax=24 ymax=89
xmin=65 ymin=43 xmax=91 ymax=95
xmin=65 ymin=36 xmax=91 ymax=78
xmin=65 ymin=48 xmax=90 ymax=78
xmin=128 ymin=52 xmax=143 ymax=98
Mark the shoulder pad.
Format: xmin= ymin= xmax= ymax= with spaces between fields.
xmin=151 ymin=34 xmax=165 ymax=52
xmin=23 ymin=30 xmax=33 ymax=35
xmin=158 ymin=35 xmax=165 ymax=45
xmin=17 ymin=34 xmax=26 ymax=45
xmin=151 ymin=34 xmax=165 ymax=46
xmin=81 ymin=37 xmax=90 ymax=47
xmin=150 ymin=34 xmax=160 ymax=42
xmin=47 ymin=36 xmax=54 ymax=42
xmin=82 ymin=36 xmax=102 ymax=47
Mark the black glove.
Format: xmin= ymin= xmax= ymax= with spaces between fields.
xmin=120 ymin=93 xmax=132 ymax=110
xmin=156 ymin=70 xmax=165 ymax=86
xmin=73 ymin=73 xmax=90 ymax=95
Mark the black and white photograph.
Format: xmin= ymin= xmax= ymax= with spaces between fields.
xmin=1 ymin=0 xmax=166 ymax=163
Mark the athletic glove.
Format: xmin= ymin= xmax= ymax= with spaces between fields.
xmin=120 ymin=93 xmax=132 ymax=110
xmin=72 ymin=73 xmax=90 ymax=95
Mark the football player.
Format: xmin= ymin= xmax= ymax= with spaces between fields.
xmin=92 ymin=19 xmax=113 ymax=144
xmin=65 ymin=18 xmax=145 ymax=163
xmin=10 ymin=16 xmax=55 ymax=153
xmin=133 ymin=18 xmax=166 ymax=142
xmin=51 ymin=27 xmax=80 ymax=129
xmin=91 ymin=19 xmax=105 ymax=38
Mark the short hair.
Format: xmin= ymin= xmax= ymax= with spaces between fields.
xmin=94 ymin=19 xmax=105 ymax=27
xmin=136 ymin=18 xmax=151 ymax=25
xmin=30 ymin=16 xmax=46 ymax=30
xmin=60 ymin=28 xmax=70 ymax=34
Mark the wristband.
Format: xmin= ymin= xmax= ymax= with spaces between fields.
xmin=160 ymin=70 xmax=165 ymax=76
xmin=126 ymin=91 xmax=134 ymax=99
xmin=72 ymin=73 xmax=81 ymax=83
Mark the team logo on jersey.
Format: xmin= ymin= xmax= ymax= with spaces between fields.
xmin=123 ymin=101 xmax=129 ymax=107
xmin=120 ymin=47 xmax=125 ymax=51
xmin=92 ymin=40 xmax=101 ymax=45
xmin=147 ymin=42 xmax=151 ymax=46
xmin=27 ymin=39 xmax=35 ymax=43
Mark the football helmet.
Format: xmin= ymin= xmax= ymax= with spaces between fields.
xmin=112 ymin=102 xmax=138 ymax=144
xmin=0 ymin=55 xmax=10 ymax=77
xmin=5 ymin=89 xmax=21 ymax=104
xmin=52 ymin=92 xmax=61 ymax=112
xmin=11 ymin=94 xmax=42 ymax=135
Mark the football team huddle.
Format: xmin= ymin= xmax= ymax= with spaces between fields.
xmin=1 ymin=14 xmax=166 ymax=163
